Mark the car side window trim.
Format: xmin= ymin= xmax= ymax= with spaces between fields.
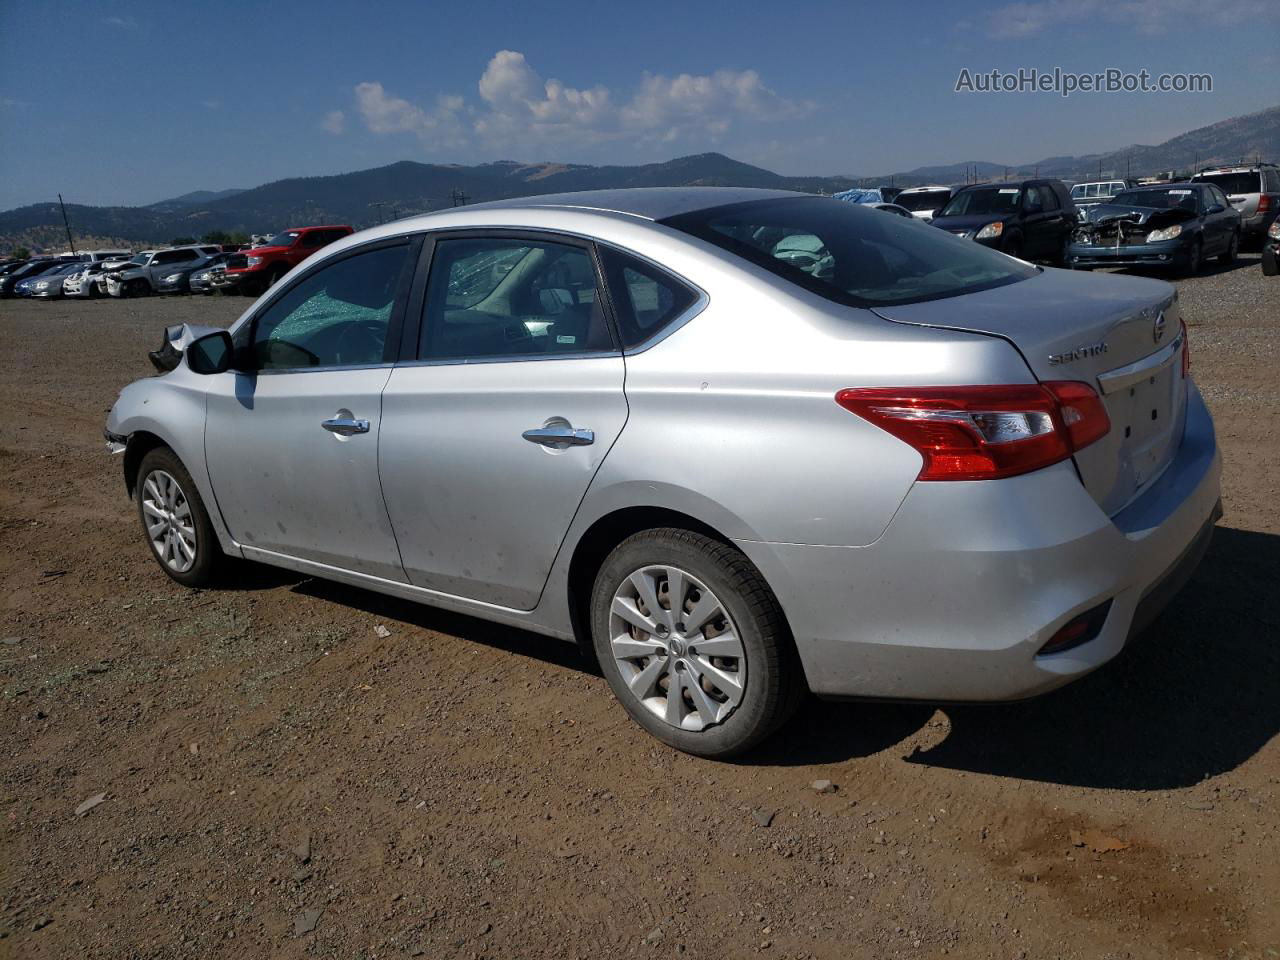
xmin=237 ymin=234 xmax=423 ymax=376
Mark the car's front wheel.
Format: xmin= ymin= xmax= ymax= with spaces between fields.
xmin=135 ymin=446 xmax=224 ymax=587
xmin=590 ymin=529 xmax=802 ymax=758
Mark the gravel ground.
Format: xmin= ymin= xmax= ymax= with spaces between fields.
xmin=2 ymin=257 xmax=1277 ymax=960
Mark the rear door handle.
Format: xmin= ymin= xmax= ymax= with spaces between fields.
xmin=522 ymin=425 xmax=594 ymax=447
xmin=322 ymin=417 xmax=370 ymax=436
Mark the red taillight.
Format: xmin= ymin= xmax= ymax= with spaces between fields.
xmin=1258 ymin=195 xmax=1272 ymax=214
xmin=835 ymin=382 xmax=1110 ymax=481
xmin=1180 ymin=319 xmax=1190 ymax=377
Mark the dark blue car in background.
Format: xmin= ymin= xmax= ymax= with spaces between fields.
xmin=1068 ymin=182 xmax=1241 ymax=276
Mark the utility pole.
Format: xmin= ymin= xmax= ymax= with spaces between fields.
xmin=450 ymin=187 xmax=470 ymax=207
xmin=369 ymin=200 xmax=387 ymax=225
xmin=57 ymin=194 xmax=77 ymax=256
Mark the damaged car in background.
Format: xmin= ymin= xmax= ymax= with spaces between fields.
xmin=1068 ymin=183 xmax=1241 ymax=275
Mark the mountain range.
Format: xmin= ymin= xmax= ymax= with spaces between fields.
xmin=3 ymin=103 xmax=1275 ymax=251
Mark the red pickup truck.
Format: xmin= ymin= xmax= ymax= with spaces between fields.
xmin=219 ymin=224 xmax=353 ymax=295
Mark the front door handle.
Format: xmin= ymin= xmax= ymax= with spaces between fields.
xmin=522 ymin=425 xmax=594 ymax=447
xmin=322 ymin=417 xmax=370 ymax=436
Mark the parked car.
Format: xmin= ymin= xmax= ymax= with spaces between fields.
xmin=63 ymin=261 xmax=112 ymax=298
xmin=221 ymin=225 xmax=353 ymax=295
xmin=78 ymin=249 xmax=132 ymax=262
xmin=105 ymin=246 xmax=216 ymax=297
xmin=1 ymin=259 xmax=64 ymax=297
xmin=28 ymin=261 xmax=84 ymax=299
xmin=186 ymin=253 xmax=234 ymax=294
xmin=1190 ymin=162 xmax=1280 ymax=244
xmin=105 ymin=188 xmax=1220 ymax=758
xmin=154 ymin=253 xmax=232 ymax=295
xmin=893 ymin=185 xmax=956 ymax=222
xmin=1069 ymin=180 xmax=1138 ymax=219
xmin=15 ymin=261 xmax=74 ymax=297
xmin=870 ymin=202 xmax=914 ymax=218
xmin=1263 ymin=219 xmax=1279 ymax=276
xmin=1068 ymin=183 xmax=1241 ymax=275
xmin=930 ymin=179 xmax=1077 ymax=263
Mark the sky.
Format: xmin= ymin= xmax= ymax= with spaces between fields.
xmin=1 ymin=0 xmax=1276 ymax=210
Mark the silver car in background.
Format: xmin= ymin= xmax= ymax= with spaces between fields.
xmin=105 ymin=188 xmax=1221 ymax=758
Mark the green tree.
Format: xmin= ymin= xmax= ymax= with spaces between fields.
xmin=170 ymin=235 xmax=196 ymax=246
xmin=201 ymin=229 xmax=249 ymax=246
xmin=11 ymin=246 xmax=31 ymax=260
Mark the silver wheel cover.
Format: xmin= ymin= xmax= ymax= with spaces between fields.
xmin=141 ymin=469 xmax=197 ymax=574
xmin=609 ymin=564 xmax=747 ymax=731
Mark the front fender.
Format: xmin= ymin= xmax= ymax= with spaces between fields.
xmin=106 ymin=372 xmax=241 ymax=556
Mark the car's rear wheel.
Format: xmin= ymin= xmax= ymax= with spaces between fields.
xmin=135 ymin=447 xmax=224 ymax=587
xmin=590 ymin=528 xmax=802 ymax=758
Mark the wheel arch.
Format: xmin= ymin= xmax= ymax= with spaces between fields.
xmin=563 ymin=504 xmax=781 ymax=659
xmin=123 ymin=430 xmax=169 ymax=498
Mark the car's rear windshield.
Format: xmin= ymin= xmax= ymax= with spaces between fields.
xmin=1193 ymin=172 xmax=1262 ymax=195
xmin=894 ymin=190 xmax=951 ymax=212
xmin=661 ymin=196 xmax=1036 ymax=307
xmin=937 ymin=186 xmax=1022 ymax=217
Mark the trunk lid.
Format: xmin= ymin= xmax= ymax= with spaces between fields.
xmin=872 ymin=268 xmax=1187 ymax=516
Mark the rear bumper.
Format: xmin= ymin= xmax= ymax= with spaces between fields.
xmin=737 ymin=383 xmax=1222 ymax=702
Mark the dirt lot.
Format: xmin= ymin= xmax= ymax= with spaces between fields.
xmin=2 ymin=258 xmax=1278 ymax=960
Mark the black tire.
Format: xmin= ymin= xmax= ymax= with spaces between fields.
xmin=589 ymin=528 xmax=803 ymax=759
xmin=1002 ymin=235 xmax=1023 ymax=259
xmin=1218 ymin=231 xmax=1239 ymax=266
xmin=1053 ymin=233 xmax=1071 ymax=267
xmin=134 ymin=446 xmax=225 ymax=588
xmin=1179 ymin=240 xmax=1202 ymax=277
xmin=126 ymin=278 xmax=150 ymax=298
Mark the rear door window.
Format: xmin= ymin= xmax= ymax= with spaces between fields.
xmin=419 ymin=236 xmax=616 ymax=361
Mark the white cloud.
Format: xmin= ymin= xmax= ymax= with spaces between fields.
xmin=321 ymin=110 xmax=346 ymax=135
xmin=342 ymin=51 xmax=808 ymax=152
xmin=354 ymin=82 xmax=466 ymax=146
xmin=985 ymin=0 xmax=1265 ymax=36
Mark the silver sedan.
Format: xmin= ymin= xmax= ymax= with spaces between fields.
xmin=105 ymin=188 xmax=1221 ymax=758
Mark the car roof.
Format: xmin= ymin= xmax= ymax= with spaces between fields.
xmin=462 ymin=187 xmax=807 ymax=222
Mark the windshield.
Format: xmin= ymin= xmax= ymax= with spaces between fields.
xmin=895 ymin=190 xmax=951 ymax=212
xmin=938 ymin=186 xmax=1022 ymax=217
xmin=1112 ymin=189 xmax=1201 ymax=211
xmin=1193 ymin=172 xmax=1262 ymax=195
xmin=267 ymin=231 xmax=301 ymax=247
xmin=661 ymin=196 xmax=1036 ymax=307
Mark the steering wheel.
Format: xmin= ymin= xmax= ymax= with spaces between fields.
xmin=334 ymin=322 xmax=386 ymax=366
